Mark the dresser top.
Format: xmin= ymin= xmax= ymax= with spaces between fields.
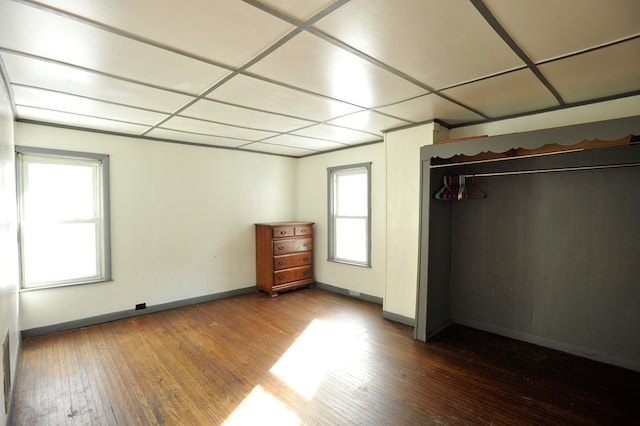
xmin=255 ymin=221 xmax=314 ymax=226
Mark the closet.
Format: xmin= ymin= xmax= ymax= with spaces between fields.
xmin=415 ymin=116 xmax=640 ymax=371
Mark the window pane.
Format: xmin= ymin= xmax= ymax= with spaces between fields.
xmin=22 ymin=223 xmax=98 ymax=285
xmin=335 ymin=218 xmax=367 ymax=263
xmin=25 ymin=162 xmax=97 ymax=221
xmin=336 ymin=172 xmax=367 ymax=216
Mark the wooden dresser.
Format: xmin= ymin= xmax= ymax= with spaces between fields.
xmin=255 ymin=222 xmax=314 ymax=297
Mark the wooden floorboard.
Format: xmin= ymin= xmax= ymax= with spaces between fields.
xmin=11 ymin=287 xmax=640 ymax=425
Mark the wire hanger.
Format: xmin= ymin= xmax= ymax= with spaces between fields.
xmin=434 ymin=174 xmax=487 ymax=200
xmin=465 ymin=176 xmax=487 ymax=199
xmin=435 ymin=175 xmax=458 ymax=200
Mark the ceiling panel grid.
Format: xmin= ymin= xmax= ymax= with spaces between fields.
xmin=0 ymin=0 xmax=638 ymax=156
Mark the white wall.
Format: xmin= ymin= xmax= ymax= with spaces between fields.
xmin=0 ymin=81 xmax=19 ymax=425
xmin=296 ymin=143 xmax=387 ymax=298
xmin=384 ymin=122 xmax=447 ymax=321
xmin=16 ymin=123 xmax=298 ymax=331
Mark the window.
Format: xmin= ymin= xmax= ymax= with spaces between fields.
xmin=328 ymin=163 xmax=371 ymax=266
xmin=16 ymin=147 xmax=111 ymax=289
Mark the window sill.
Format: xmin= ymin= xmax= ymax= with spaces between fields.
xmin=327 ymin=259 xmax=371 ymax=268
xmin=20 ymin=278 xmax=114 ymax=292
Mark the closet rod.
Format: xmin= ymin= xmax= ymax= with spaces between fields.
xmin=464 ymin=161 xmax=640 ymax=178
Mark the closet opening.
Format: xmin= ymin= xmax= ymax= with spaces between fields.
xmin=415 ymin=116 xmax=640 ymax=372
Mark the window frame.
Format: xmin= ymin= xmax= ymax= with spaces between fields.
xmin=327 ymin=162 xmax=371 ymax=267
xmin=16 ymin=146 xmax=112 ymax=290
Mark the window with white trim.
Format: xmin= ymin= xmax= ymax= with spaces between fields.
xmin=328 ymin=162 xmax=371 ymax=266
xmin=16 ymin=147 xmax=111 ymax=289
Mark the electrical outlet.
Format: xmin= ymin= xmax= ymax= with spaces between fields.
xmin=135 ymin=303 xmax=146 ymax=310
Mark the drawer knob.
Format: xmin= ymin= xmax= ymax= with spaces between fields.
xmin=303 ymin=257 xmax=309 ymax=261
xmin=303 ymin=270 xmax=310 ymax=276
xmin=303 ymin=243 xmax=308 ymax=248
xmin=277 ymin=275 xmax=285 ymax=280
xmin=277 ymin=245 xmax=285 ymax=251
xmin=280 ymin=230 xmax=287 ymax=235
xmin=300 ymin=229 xmax=307 ymax=233
xmin=278 ymin=260 xmax=285 ymax=265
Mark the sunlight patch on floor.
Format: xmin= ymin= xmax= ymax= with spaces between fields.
xmin=270 ymin=318 xmax=365 ymax=400
xmin=222 ymin=385 xmax=300 ymax=426
xmin=224 ymin=318 xmax=368 ymax=424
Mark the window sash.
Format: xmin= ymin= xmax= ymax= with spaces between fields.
xmin=16 ymin=147 xmax=111 ymax=290
xmin=328 ymin=163 xmax=371 ymax=267
xmin=20 ymin=222 xmax=102 ymax=286
xmin=334 ymin=217 xmax=368 ymax=264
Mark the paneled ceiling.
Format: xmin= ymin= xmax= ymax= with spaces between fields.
xmin=1 ymin=0 xmax=639 ymax=157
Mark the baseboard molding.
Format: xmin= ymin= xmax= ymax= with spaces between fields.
xmin=314 ymin=283 xmax=418 ymax=327
xmin=454 ymin=317 xmax=640 ymax=373
xmin=22 ymin=286 xmax=257 ymax=337
xmin=425 ymin=319 xmax=453 ymax=341
xmin=314 ymin=282 xmax=383 ymax=305
xmin=381 ymin=310 xmax=415 ymax=327
xmin=6 ymin=336 xmax=21 ymax=426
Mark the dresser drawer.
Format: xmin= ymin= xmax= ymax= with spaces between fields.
xmin=272 ymin=226 xmax=295 ymax=239
xmin=273 ymin=266 xmax=313 ymax=286
xmin=294 ymin=225 xmax=312 ymax=236
xmin=273 ymin=252 xmax=312 ymax=271
xmin=273 ymin=237 xmax=312 ymax=255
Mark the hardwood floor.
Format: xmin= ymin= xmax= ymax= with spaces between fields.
xmin=11 ymin=287 xmax=640 ymax=425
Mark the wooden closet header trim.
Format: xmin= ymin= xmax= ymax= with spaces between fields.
xmin=431 ymin=134 xmax=640 ymax=168
xmin=421 ymin=115 xmax=640 ymax=163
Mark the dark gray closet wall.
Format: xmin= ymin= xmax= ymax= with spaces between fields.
xmin=442 ymin=146 xmax=640 ymax=369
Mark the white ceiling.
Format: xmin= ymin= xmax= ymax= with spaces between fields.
xmin=1 ymin=0 xmax=639 ymax=157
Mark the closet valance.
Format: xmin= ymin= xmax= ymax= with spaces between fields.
xmin=421 ymin=115 xmax=640 ymax=163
